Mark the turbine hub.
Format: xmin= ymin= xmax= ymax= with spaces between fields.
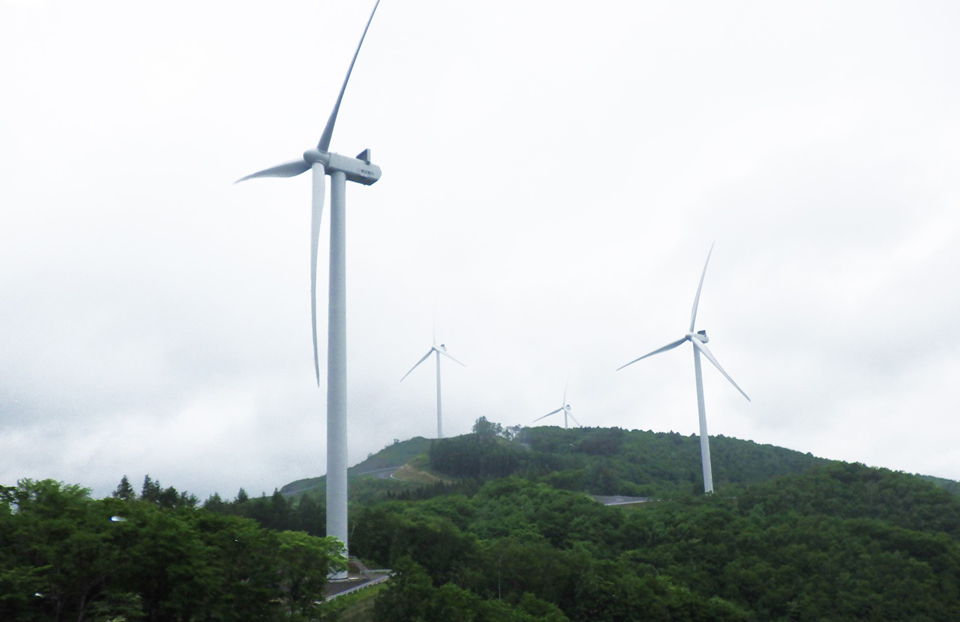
xmin=303 ymin=148 xmax=331 ymax=166
xmin=687 ymin=331 xmax=709 ymax=343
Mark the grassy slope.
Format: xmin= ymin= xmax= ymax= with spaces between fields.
xmin=327 ymin=582 xmax=386 ymax=622
xmin=279 ymin=437 xmax=435 ymax=497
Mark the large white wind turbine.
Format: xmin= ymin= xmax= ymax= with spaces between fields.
xmin=236 ymin=0 xmax=383 ymax=574
xmin=617 ymin=244 xmax=749 ymax=494
xmin=533 ymin=381 xmax=581 ymax=429
xmin=400 ymin=328 xmax=464 ymax=439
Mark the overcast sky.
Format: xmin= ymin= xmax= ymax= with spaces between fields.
xmin=2 ymin=0 xmax=959 ymax=500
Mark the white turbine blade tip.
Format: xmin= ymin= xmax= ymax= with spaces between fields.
xmin=616 ymin=337 xmax=687 ymax=371
xmin=236 ymin=159 xmax=311 ymax=183
xmin=400 ymin=349 xmax=434 ymax=382
xmin=694 ymin=341 xmax=750 ymax=401
xmin=689 ymin=242 xmax=715 ymax=332
xmin=533 ymin=409 xmax=561 ymax=422
xmin=317 ymin=0 xmax=382 ymax=152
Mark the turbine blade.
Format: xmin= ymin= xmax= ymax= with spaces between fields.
xmin=568 ymin=411 xmax=581 ymax=427
xmin=533 ymin=408 xmax=562 ymax=422
xmin=690 ymin=242 xmax=715 ymax=332
xmin=692 ymin=340 xmax=750 ymax=401
xmin=317 ymin=0 xmax=382 ymax=152
xmin=616 ymin=337 xmax=688 ymax=371
xmin=236 ymin=159 xmax=311 ymax=183
xmin=310 ymin=163 xmax=326 ymax=386
xmin=438 ymin=348 xmax=465 ymax=367
xmin=563 ymin=374 xmax=569 ymax=406
xmin=400 ymin=349 xmax=434 ymax=382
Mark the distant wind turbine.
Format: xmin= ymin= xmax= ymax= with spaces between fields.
xmin=617 ymin=244 xmax=749 ymax=494
xmin=236 ymin=0 xmax=383 ymax=575
xmin=400 ymin=326 xmax=464 ymax=439
xmin=533 ymin=381 xmax=581 ymax=428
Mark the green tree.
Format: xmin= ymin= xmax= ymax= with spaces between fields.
xmin=473 ymin=416 xmax=503 ymax=438
xmin=112 ymin=476 xmax=136 ymax=502
xmin=276 ymin=530 xmax=346 ymax=620
xmin=374 ymin=556 xmax=434 ymax=622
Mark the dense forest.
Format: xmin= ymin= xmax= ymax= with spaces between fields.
xmin=352 ymin=464 xmax=960 ymax=621
xmin=0 ymin=478 xmax=344 ymax=622
xmin=429 ymin=420 xmax=831 ymax=497
xmin=4 ymin=422 xmax=960 ymax=621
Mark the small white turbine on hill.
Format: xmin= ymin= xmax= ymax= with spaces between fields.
xmin=617 ymin=244 xmax=749 ymax=494
xmin=236 ymin=0 xmax=383 ymax=575
xmin=533 ymin=381 xmax=581 ymax=428
xmin=400 ymin=328 xmax=464 ymax=439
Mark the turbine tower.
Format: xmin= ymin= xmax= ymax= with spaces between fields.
xmin=236 ymin=0 xmax=383 ymax=575
xmin=533 ymin=381 xmax=581 ymax=428
xmin=400 ymin=327 xmax=464 ymax=438
xmin=617 ymin=244 xmax=749 ymax=494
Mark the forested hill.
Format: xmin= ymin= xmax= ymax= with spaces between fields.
xmin=428 ymin=425 xmax=833 ymax=497
xmin=7 ymin=424 xmax=960 ymax=621
xmin=276 ymin=426 xmax=831 ymax=503
xmin=347 ymin=424 xmax=960 ymax=620
xmin=357 ymin=462 xmax=960 ymax=621
xmin=280 ymin=424 xmax=956 ymax=502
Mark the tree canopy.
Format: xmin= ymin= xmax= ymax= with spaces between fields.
xmin=0 ymin=478 xmax=345 ymax=622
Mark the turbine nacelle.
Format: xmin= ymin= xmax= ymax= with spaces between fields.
xmin=303 ymin=148 xmax=381 ymax=186
xmin=687 ymin=330 xmax=709 ymax=344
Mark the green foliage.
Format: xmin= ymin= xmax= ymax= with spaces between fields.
xmin=276 ymin=531 xmax=347 ymax=620
xmin=8 ymin=426 xmax=960 ymax=621
xmin=430 ymin=435 xmax=525 ymax=479
xmin=426 ymin=426 xmax=834 ymax=498
xmin=918 ymin=473 xmax=960 ymax=496
xmin=472 ymin=416 xmax=503 ymax=438
xmin=140 ymin=475 xmax=198 ymax=509
xmin=201 ymin=487 xmax=328 ymax=539
xmin=0 ymin=479 xmax=346 ymax=622
xmin=735 ymin=462 xmax=960 ymax=538
xmin=352 ymin=464 xmax=960 ymax=621
xmin=374 ymin=557 xmax=571 ymax=622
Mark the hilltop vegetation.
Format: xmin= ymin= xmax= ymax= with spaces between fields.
xmin=276 ymin=421 xmax=833 ymax=508
xmin=429 ymin=423 xmax=831 ymax=497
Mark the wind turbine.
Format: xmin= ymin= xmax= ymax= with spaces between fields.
xmin=533 ymin=381 xmax=581 ymax=428
xmin=236 ymin=0 xmax=383 ymax=574
xmin=400 ymin=327 xmax=464 ymax=439
xmin=617 ymin=244 xmax=749 ymax=494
